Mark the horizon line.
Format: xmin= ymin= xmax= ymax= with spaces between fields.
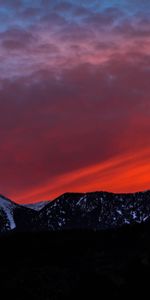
xmin=1 ymin=188 xmax=150 ymax=205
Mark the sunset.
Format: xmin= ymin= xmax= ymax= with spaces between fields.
xmin=0 ymin=0 xmax=150 ymax=203
xmin=1 ymin=1 xmax=150 ymax=299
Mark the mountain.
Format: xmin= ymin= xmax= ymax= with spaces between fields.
xmin=0 ymin=195 xmax=18 ymax=232
xmin=1 ymin=190 xmax=150 ymax=233
xmin=0 ymin=195 xmax=38 ymax=233
xmin=38 ymin=191 xmax=150 ymax=230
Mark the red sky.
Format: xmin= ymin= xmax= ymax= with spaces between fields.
xmin=0 ymin=1 xmax=150 ymax=203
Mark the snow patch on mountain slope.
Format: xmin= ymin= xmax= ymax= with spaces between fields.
xmin=0 ymin=197 xmax=16 ymax=229
xmin=23 ymin=201 xmax=50 ymax=211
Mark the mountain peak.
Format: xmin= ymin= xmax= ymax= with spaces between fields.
xmin=0 ymin=194 xmax=12 ymax=202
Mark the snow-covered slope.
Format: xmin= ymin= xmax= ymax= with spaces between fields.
xmin=23 ymin=201 xmax=50 ymax=211
xmin=0 ymin=195 xmax=38 ymax=233
xmin=0 ymin=195 xmax=18 ymax=232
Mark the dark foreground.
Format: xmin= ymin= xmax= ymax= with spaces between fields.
xmin=1 ymin=223 xmax=150 ymax=299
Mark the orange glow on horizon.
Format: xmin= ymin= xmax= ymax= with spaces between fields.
xmin=13 ymin=148 xmax=150 ymax=204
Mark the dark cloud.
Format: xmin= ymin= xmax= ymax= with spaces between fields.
xmin=114 ymin=17 xmax=150 ymax=38
xmin=84 ymin=7 xmax=123 ymax=28
xmin=0 ymin=0 xmax=21 ymax=8
xmin=54 ymin=1 xmax=75 ymax=13
xmin=0 ymin=28 xmax=36 ymax=50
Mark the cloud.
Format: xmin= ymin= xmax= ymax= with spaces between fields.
xmin=0 ymin=0 xmax=21 ymax=8
xmin=0 ymin=0 xmax=150 ymax=202
xmin=0 ymin=28 xmax=36 ymax=50
xmin=0 ymin=0 xmax=149 ymax=80
xmin=0 ymin=50 xmax=150 ymax=201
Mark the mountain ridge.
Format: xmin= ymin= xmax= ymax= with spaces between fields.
xmin=1 ymin=190 xmax=150 ymax=233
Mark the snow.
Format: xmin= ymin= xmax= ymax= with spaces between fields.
xmin=116 ymin=210 xmax=122 ymax=215
xmin=124 ymin=219 xmax=130 ymax=225
xmin=23 ymin=201 xmax=50 ymax=211
xmin=0 ymin=197 xmax=16 ymax=229
xmin=131 ymin=212 xmax=137 ymax=220
xmin=77 ymin=196 xmax=87 ymax=206
xmin=143 ymin=216 xmax=149 ymax=222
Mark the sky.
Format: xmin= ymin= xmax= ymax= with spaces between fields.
xmin=0 ymin=0 xmax=150 ymax=203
